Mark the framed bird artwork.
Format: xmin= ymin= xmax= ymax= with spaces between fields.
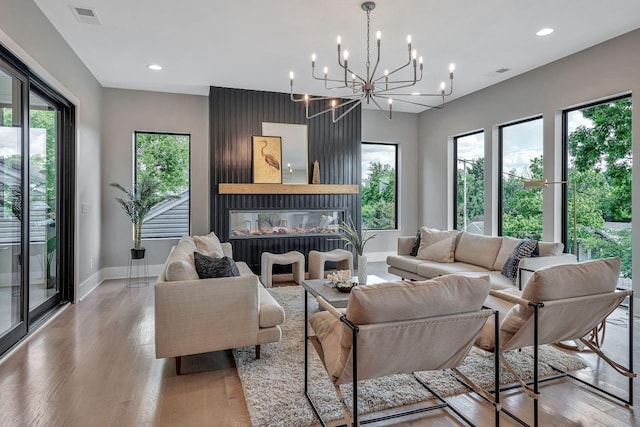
xmin=252 ymin=136 xmax=282 ymax=183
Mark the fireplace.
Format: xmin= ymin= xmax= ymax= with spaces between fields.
xmin=230 ymin=209 xmax=343 ymax=239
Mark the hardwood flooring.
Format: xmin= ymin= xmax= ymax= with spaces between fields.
xmin=0 ymin=262 xmax=638 ymax=426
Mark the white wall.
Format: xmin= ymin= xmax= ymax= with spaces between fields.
xmin=362 ymin=110 xmax=419 ymax=260
xmin=102 ymin=88 xmax=208 ymax=268
xmin=0 ymin=0 xmax=103 ymax=301
xmin=419 ymin=28 xmax=640 ymax=294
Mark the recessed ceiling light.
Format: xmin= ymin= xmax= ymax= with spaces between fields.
xmin=536 ymin=28 xmax=554 ymax=37
xmin=148 ymin=64 xmax=163 ymax=71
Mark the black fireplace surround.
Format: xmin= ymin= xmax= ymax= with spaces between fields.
xmin=209 ymin=86 xmax=361 ymax=273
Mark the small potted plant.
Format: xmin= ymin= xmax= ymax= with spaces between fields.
xmin=110 ymin=174 xmax=167 ymax=259
xmin=335 ymin=217 xmax=376 ymax=285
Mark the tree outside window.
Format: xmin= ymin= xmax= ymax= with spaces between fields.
xmin=135 ymin=132 xmax=190 ymax=238
xmin=454 ymin=132 xmax=484 ymax=233
xmin=500 ymin=118 xmax=544 ymax=239
xmin=566 ymin=96 xmax=632 ymax=282
xmin=361 ymin=143 xmax=397 ymax=230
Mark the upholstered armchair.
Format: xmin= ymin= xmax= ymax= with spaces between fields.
xmin=476 ymin=257 xmax=635 ymax=426
xmin=306 ymin=275 xmax=500 ymax=426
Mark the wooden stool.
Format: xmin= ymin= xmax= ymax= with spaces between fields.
xmin=261 ymin=251 xmax=305 ymax=287
xmin=308 ymin=249 xmax=354 ymax=279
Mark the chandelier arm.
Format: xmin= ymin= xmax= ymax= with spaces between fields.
xmin=342 ymin=67 xmax=368 ymax=86
xmin=369 ymin=36 xmax=382 ymax=83
xmin=369 ymin=96 xmax=392 ymax=120
xmin=371 ymin=59 xmax=412 ymax=84
xmin=375 ymin=94 xmax=444 ymax=109
xmin=373 ymin=76 xmax=425 ymax=92
xmin=332 ymin=98 xmax=366 ymax=123
xmin=291 ymin=92 xmax=363 ymax=103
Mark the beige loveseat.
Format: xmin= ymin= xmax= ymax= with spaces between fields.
xmin=154 ymin=233 xmax=285 ymax=374
xmin=387 ymin=229 xmax=576 ymax=290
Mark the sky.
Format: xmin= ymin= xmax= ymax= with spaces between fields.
xmin=457 ymin=113 xmax=595 ymax=177
xmin=0 ymin=127 xmax=46 ymax=158
xmin=362 ymin=143 xmax=396 ymax=180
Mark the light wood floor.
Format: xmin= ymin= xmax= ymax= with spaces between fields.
xmin=0 ymin=262 xmax=638 ymax=427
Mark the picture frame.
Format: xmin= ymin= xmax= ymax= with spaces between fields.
xmin=262 ymin=122 xmax=308 ymax=184
xmin=252 ymin=136 xmax=282 ymax=183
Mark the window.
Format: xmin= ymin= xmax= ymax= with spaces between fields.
xmin=499 ymin=117 xmax=543 ymax=238
xmin=361 ymin=142 xmax=397 ymax=230
xmin=454 ymin=131 xmax=484 ymax=233
xmin=564 ymin=95 xmax=632 ymax=287
xmin=135 ymin=132 xmax=190 ymax=238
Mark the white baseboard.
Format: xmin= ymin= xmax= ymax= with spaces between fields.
xmin=363 ymin=251 xmax=393 ymax=263
xmin=77 ymin=270 xmax=103 ymax=301
xmin=77 ymin=264 xmax=164 ymax=301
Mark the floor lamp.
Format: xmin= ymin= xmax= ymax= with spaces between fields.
xmin=523 ymin=179 xmax=578 ymax=258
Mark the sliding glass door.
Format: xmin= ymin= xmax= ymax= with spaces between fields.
xmin=0 ymin=45 xmax=74 ymax=356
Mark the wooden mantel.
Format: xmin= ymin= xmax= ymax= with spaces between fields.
xmin=218 ymin=183 xmax=359 ymax=195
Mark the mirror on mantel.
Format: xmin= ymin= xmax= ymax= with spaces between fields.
xmin=262 ymin=122 xmax=308 ymax=184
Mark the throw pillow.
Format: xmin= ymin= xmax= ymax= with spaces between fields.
xmin=193 ymin=232 xmax=224 ymax=257
xmin=416 ymin=227 xmax=459 ymax=263
xmin=193 ymin=252 xmax=240 ymax=279
xmin=501 ymin=239 xmax=539 ymax=283
xmin=409 ymin=230 xmax=421 ymax=257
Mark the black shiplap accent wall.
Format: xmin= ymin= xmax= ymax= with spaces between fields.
xmin=209 ymin=86 xmax=361 ymax=272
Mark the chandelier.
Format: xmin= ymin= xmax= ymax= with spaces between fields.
xmin=289 ymin=1 xmax=455 ymax=122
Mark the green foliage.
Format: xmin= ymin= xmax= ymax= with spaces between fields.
xmin=136 ymin=133 xmax=189 ymax=196
xmin=361 ymin=161 xmax=396 ymax=229
xmin=501 ymin=157 xmax=544 ymax=239
xmin=336 ymin=216 xmax=376 ymax=256
xmin=110 ymin=174 xmax=168 ymax=249
xmin=568 ymin=98 xmax=631 ymax=222
xmin=29 ymin=108 xmax=57 ymax=218
xmin=456 ymin=158 xmax=485 ymax=228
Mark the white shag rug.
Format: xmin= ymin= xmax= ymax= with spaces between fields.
xmin=233 ymin=286 xmax=587 ymax=427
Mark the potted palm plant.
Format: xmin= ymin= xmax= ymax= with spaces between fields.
xmin=335 ymin=217 xmax=376 ymax=285
xmin=110 ymin=174 xmax=167 ymax=259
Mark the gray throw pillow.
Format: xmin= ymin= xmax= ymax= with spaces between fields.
xmin=193 ymin=252 xmax=240 ymax=279
xmin=501 ymin=239 xmax=539 ymax=283
xmin=410 ymin=230 xmax=421 ymax=257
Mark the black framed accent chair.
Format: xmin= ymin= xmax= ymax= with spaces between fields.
xmin=306 ymin=275 xmax=501 ymax=426
xmin=476 ymin=257 xmax=635 ymax=426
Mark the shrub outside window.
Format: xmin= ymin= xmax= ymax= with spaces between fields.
xmin=361 ymin=142 xmax=397 ymax=230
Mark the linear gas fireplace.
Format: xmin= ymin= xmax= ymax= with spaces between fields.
xmin=230 ymin=209 xmax=343 ymax=239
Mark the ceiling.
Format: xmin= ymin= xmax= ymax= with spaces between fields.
xmin=33 ymin=0 xmax=640 ymax=113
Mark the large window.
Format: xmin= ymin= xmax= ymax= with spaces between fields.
xmin=454 ymin=131 xmax=484 ymax=233
xmin=499 ymin=117 xmax=544 ymax=238
xmin=135 ymin=132 xmax=190 ymax=239
xmin=361 ymin=142 xmax=397 ymax=230
xmin=564 ymin=96 xmax=632 ymax=288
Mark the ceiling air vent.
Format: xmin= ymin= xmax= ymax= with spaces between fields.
xmin=70 ymin=6 xmax=102 ymax=25
xmin=485 ymin=68 xmax=511 ymax=78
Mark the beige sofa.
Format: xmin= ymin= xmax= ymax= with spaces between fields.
xmin=154 ymin=233 xmax=285 ymax=374
xmin=387 ymin=230 xmax=576 ymax=290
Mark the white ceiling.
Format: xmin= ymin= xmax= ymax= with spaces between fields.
xmin=33 ymin=0 xmax=640 ymax=113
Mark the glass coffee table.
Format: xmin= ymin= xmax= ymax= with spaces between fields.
xmin=302 ymin=274 xmax=386 ymax=309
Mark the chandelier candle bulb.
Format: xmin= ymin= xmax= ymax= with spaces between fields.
xmin=407 ymin=35 xmax=412 ymax=50
xmin=311 ymin=54 xmax=316 ymax=67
